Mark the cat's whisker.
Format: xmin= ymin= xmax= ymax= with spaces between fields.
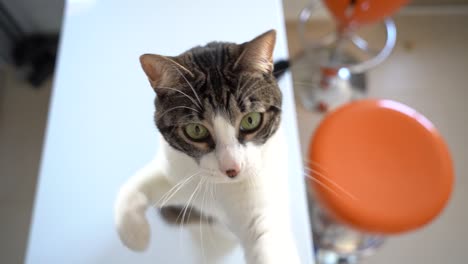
xmin=157 ymin=175 xmax=191 ymax=207
xmin=158 ymin=171 xmax=201 ymax=207
xmin=206 ymin=182 xmax=217 ymax=247
xmin=163 ymin=57 xmax=195 ymax=78
xmin=187 ymin=176 xmax=208 ymax=223
xmin=237 ymin=77 xmax=258 ymax=101
xmin=176 ymin=199 xmax=190 ymax=248
xmin=302 ymin=158 xmax=329 ymax=172
xmin=212 ymin=177 xmax=218 ymax=197
xmin=236 ymin=74 xmax=244 ymax=91
xmin=303 ymin=173 xmax=349 ymax=200
xmin=174 ymin=113 xmax=200 ymax=130
xmin=157 ymin=171 xmax=200 ymax=208
xmin=199 ymin=178 xmax=209 ymax=264
xmin=209 ymin=179 xmax=216 ymax=202
xmin=306 ymin=170 xmax=339 ymax=188
xmin=244 ymin=84 xmax=274 ymax=102
xmin=240 ymin=84 xmax=270 ymax=103
xmin=238 ymin=75 xmax=254 ymax=94
xmin=178 ymin=113 xmax=199 ymax=120
xmin=176 ymin=177 xmax=204 ymax=246
xmin=171 ymin=65 xmax=203 ymax=108
xmin=304 ymin=170 xmax=358 ymax=201
xmin=302 ymin=156 xmax=358 ymax=200
xmin=155 ymin=86 xmax=202 ymax=110
xmin=158 ymin=106 xmax=200 ymax=120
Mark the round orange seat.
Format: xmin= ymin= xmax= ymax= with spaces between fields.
xmin=308 ymin=99 xmax=454 ymax=234
xmin=324 ymin=0 xmax=409 ymax=27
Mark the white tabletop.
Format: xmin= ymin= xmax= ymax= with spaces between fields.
xmin=25 ymin=0 xmax=314 ymax=263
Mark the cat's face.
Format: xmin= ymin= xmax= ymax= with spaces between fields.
xmin=140 ymin=30 xmax=281 ymax=183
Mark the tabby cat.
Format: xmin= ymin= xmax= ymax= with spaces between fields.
xmin=115 ymin=30 xmax=300 ymax=264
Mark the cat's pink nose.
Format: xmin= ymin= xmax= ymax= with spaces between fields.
xmin=225 ymin=169 xmax=239 ymax=178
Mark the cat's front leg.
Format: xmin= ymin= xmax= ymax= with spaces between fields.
xmin=114 ymin=161 xmax=179 ymax=251
xmin=220 ymin=190 xmax=300 ymax=264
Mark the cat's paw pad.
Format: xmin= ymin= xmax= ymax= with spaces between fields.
xmin=115 ymin=191 xmax=150 ymax=251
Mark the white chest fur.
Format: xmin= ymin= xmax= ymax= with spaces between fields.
xmin=115 ymin=126 xmax=300 ymax=264
xmin=160 ymin=127 xmax=290 ymax=222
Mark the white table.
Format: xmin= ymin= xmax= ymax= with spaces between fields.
xmin=25 ymin=0 xmax=314 ymax=263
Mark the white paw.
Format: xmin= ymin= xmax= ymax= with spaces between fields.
xmin=115 ymin=190 xmax=150 ymax=251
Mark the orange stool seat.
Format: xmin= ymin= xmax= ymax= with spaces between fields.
xmin=324 ymin=0 xmax=409 ymax=28
xmin=308 ymin=99 xmax=454 ymax=234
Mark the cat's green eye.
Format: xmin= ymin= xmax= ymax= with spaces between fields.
xmin=184 ymin=123 xmax=209 ymax=141
xmin=240 ymin=112 xmax=262 ymax=132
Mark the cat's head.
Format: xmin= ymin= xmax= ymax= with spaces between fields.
xmin=140 ymin=30 xmax=281 ymax=183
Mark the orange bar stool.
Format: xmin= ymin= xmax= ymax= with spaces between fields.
xmin=307 ymin=99 xmax=454 ymax=263
xmin=297 ymin=0 xmax=409 ymax=112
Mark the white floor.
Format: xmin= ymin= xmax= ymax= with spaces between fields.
xmin=0 ymin=14 xmax=467 ymax=264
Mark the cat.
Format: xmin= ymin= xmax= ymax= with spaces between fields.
xmin=114 ymin=29 xmax=301 ymax=264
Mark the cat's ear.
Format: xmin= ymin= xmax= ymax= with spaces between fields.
xmin=140 ymin=54 xmax=191 ymax=92
xmin=140 ymin=54 xmax=170 ymax=89
xmin=234 ymin=29 xmax=276 ymax=74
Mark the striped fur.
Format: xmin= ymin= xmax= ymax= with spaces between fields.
xmin=150 ymin=39 xmax=282 ymax=160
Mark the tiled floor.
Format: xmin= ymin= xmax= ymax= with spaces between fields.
xmin=1 ymin=13 xmax=467 ymax=264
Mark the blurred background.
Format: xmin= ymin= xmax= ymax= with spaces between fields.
xmin=0 ymin=0 xmax=466 ymax=263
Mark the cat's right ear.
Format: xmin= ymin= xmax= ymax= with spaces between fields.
xmin=234 ymin=30 xmax=277 ymax=74
xmin=140 ymin=54 xmax=170 ymax=90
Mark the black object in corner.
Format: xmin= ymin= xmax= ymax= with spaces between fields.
xmin=13 ymin=34 xmax=59 ymax=88
xmin=273 ymin=59 xmax=291 ymax=80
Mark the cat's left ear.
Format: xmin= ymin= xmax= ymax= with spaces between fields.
xmin=234 ymin=29 xmax=276 ymax=74
xmin=140 ymin=54 xmax=191 ymax=92
xmin=140 ymin=54 xmax=170 ymax=89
